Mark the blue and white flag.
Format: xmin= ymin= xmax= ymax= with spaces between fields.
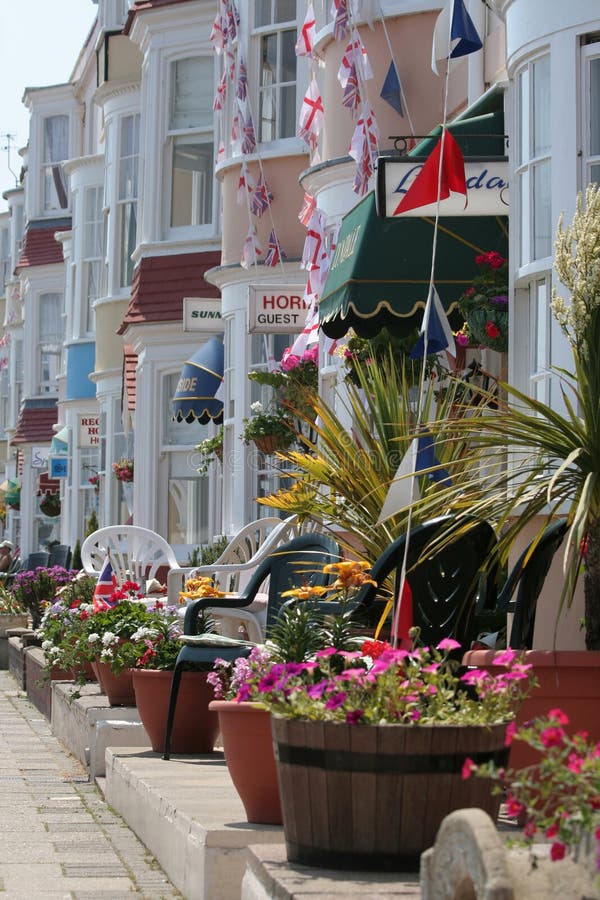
xmin=432 ymin=0 xmax=483 ymax=75
xmin=410 ymin=286 xmax=456 ymax=358
xmin=416 ymin=432 xmax=452 ymax=485
xmin=380 ymin=61 xmax=404 ymax=117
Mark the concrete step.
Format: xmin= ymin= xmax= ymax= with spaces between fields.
xmin=104 ymin=747 xmax=284 ymax=900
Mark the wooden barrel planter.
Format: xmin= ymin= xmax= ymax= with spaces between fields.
xmin=271 ymin=717 xmax=508 ymax=872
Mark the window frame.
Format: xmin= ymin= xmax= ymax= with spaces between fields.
xmin=581 ymin=41 xmax=600 ymax=188
xmin=117 ymin=112 xmax=140 ymax=289
xmin=37 ymin=292 xmax=63 ymax=395
xmin=252 ymin=5 xmax=298 ymax=144
xmin=42 ymin=114 xmax=69 ymax=213
xmin=82 ymin=184 xmax=104 ymax=334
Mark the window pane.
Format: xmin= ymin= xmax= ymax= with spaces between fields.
xmin=119 ymin=114 xmax=140 ymax=200
xmin=255 ymin=0 xmax=271 ymax=26
xmin=518 ymin=69 xmax=528 ymax=167
xmin=170 ymin=57 xmax=213 ymax=130
xmin=281 ymin=29 xmax=296 ymax=81
xmin=171 ymin=138 xmax=213 ymax=226
xmin=534 ymin=279 xmax=547 ymax=372
xmin=590 ymin=57 xmax=600 ymax=156
xmin=532 ymin=56 xmax=550 ymax=157
xmin=44 ymin=116 xmax=69 ymax=162
xmin=591 ymin=162 xmax=600 ymax=186
xmin=119 ymin=202 xmax=137 ymax=287
xmin=533 ymin=161 xmax=551 ymax=259
xmin=275 ymin=0 xmax=295 ymax=22
xmin=518 ymin=171 xmax=529 ymax=266
xmin=280 ymin=84 xmax=296 ymax=138
xmin=167 ymin=474 xmax=209 ymax=546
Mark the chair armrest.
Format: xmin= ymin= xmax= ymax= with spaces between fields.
xmin=183 ymin=594 xmax=258 ymax=634
xmin=166 ymin=567 xmax=194 ymax=604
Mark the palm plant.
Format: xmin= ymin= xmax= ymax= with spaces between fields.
xmin=403 ymin=184 xmax=600 ymax=649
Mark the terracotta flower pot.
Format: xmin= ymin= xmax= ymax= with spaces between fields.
xmin=462 ymin=649 xmax=600 ymax=770
xmin=132 ymin=668 xmax=219 ymax=754
xmin=209 ymin=700 xmax=282 ymax=825
xmin=92 ymin=660 xmax=136 ymax=706
xmin=271 ymin=717 xmax=508 ymax=871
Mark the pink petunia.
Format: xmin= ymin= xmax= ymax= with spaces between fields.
xmin=550 ymin=842 xmax=566 ymax=861
xmin=504 ymin=720 xmax=518 ymax=747
xmin=461 ymin=757 xmax=474 ymax=780
xmin=548 ymin=708 xmax=569 ymax=725
xmin=437 ymin=637 xmax=461 ymax=652
xmin=540 ymin=726 xmax=565 ymax=749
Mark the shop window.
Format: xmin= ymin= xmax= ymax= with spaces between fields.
xmin=516 ymin=55 xmax=551 ymax=265
xmin=254 ymin=2 xmax=297 ymax=142
xmin=43 ymin=115 xmax=69 ymax=211
xmin=168 ymin=57 xmax=214 ymax=229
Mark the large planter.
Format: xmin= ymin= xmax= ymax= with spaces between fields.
xmin=209 ymin=700 xmax=282 ymax=825
xmin=132 ymin=668 xmax=219 ymax=754
xmin=271 ymin=717 xmax=508 ymax=871
xmin=462 ymin=649 xmax=600 ymax=770
xmin=92 ymin=659 xmax=136 ymax=706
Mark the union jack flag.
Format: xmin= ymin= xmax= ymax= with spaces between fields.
xmin=264 ymin=230 xmax=286 ymax=267
xmin=295 ymin=2 xmax=316 ymax=57
xmin=226 ymin=0 xmax=240 ymax=44
xmin=210 ymin=11 xmax=225 ymax=53
xmin=250 ymin=173 xmax=273 ymax=217
xmin=236 ymin=57 xmax=247 ymax=101
xmin=331 ymin=0 xmax=349 ymax=41
xmin=226 ymin=49 xmax=236 ymax=81
xmin=342 ymin=65 xmax=361 ymax=116
xmin=92 ymin=554 xmax=118 ymax=613
xmin=241 ymin=115 xmax=257 ymax=155
xmin=213 ymin=72 xmax=227 ymax=111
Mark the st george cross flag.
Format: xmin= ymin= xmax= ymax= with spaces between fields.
xmin=92 ymin=554 xmax=117 ymax=612
xmin=410 ymin=285 xmax=456 ymax=358
xmin=295 ymin=2 xmax=316 ymax=57
xmin=432 ymin=0 xmax=483 ymax=75
xmin=298 ymin=76 xmax=324 ymax=148
xmin=392 ymin=128 xmax=466 ymax=215
xmin=380 ymin=61 xmax=404 ymax=117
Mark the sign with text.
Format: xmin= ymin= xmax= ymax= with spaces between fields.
xmin=248 ymin=286 xmax=308 ymax=333
xmin=31 ymin=446 xmax=50 ymax=468
xmin=79 ymin=415 xmax=100 ymax=447
xmin=377 ymin=157 xmax=509 ymax=218
xmin=50 ymin=457 xmax=69 ymax=479
xmin=183 ymin=298 xmax=223 ymax=332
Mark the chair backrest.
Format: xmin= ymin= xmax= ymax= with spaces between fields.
xmin=241 ymin=532 xmax=341 ymax=634
xmin=186 ymin=514 xmax=321 ymax=594
xmin=354 ymin=516 xmax=498 ymax=648
xmin=48 ymin=544 xmax=72 ymax=569
xmin=499 ymin=519 xmax=568 ymax=650
xmin=81 ymin=526 xmax=179 ymax=590
xmin=25 ymin=551 xmax=50 ymax=570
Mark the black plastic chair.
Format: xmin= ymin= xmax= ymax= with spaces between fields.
xmin=23 ymin=551 xmax=50 ymax=570
xmin=163 ymin=532 xmax=341 ymax=759
xmin=48 ymin=544 xmax=72 ymax=569
xmin=322 ymin=515 xmax=498 ymax=649
xmin=496 ymin=519 xmax=568 ymax=649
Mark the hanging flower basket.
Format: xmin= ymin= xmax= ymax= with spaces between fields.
xmin=252 ymin=434 xmax=290 ymax=455
xmin=112 ymin=458 xmax=134 ymax=483
xmin=39 ymin=492 xmax=61 ymax=517
xmin=457 ymin=251 xmax=509 ymax=353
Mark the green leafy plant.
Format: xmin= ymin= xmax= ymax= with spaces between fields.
xmin=0 ymin=585 xmax=27 ymax=615
xmin=466 ymin=707 xmax=600 ymax=872
xmin=195 ymin=426 xmax=224 ymax=475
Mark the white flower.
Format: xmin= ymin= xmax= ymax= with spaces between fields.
xmin=41 ymin=640 xmax=52 ymax=651
xmin=250 ymin=401 xmax=264 ymax=414
xmin=102 ymin=632 xmax=117 ymax=646
xmin=88 ymin=633 xmax=100 ymax=643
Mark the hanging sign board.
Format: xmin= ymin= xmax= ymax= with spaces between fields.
xmin=79 ymin=415 xmax=100 ymax=447
xmin=31 ymin=446 xmax=50 ymax=468
xmin=50 ymin=457 xmax=69 ymax=479
xmin=248 ymin=286 xmax=308 ymax=333
xmin=376 ymin=156 xmax=509 ymax=218
xmin=183 ymin=298 xmax=223 ymax=332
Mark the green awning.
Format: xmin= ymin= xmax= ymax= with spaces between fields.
xmin=319 ymin=192 xmax=508 ymax=340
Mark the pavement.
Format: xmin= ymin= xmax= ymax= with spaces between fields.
xmin=0 ymin=670 xmax=181 ymax=899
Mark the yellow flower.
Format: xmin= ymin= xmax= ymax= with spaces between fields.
xmin=281 ymin=584 xmax=330 ymax=601
xmin=322 ymin=559 xmax=377 ymax=592
xmin=179 ymin=576 xmax=226 ymax=601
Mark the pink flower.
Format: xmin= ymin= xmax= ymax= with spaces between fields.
xmin=456 ymin=331 xmax=469 ymax=347
xmin=280 ymin=348 xmax=301 ymax=371
xmin=302 ymin=346 xmax=318 ymax=364
xmin=506 ymin=793 xmax=524 ymax=818
xmin=524 ymin=820 xmax=537 ymax=838
xmin=461 ymin=757 xmax=474 ymax=780
xmin=548 ymin=708 xmax=569 ymax=725
xmin=436 ymin=637 xmax=461 ymax=652
xmin=546 ymin=823 xmax=559 ymax=839
xmin=485 ymin=321 xmax=500 ymax=339
xmin=504 ymin=721 xmax=518 ymax=747
xmin=540 ymin=726 xmax=566 ymax=749
xmin=550 ymin=842 xmax=566 ymax=861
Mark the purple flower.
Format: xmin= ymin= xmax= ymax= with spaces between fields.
xmin=325 ymin=692 xmax=347 ymax=710
xmin=346 ymin=709 xmax=364 ymax=724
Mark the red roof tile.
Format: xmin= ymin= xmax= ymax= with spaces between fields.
xmin=16 ymin=221 xmax=70 ymax=270
xmin=118 ymin=251 xmax=220 ymax=334
xmin=12 ymin=403 xmax=58 ymax=445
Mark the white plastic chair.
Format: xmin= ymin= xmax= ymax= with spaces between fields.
xmin=81 ymin=526 xmax=181 ymax=597
xmin=173 ymin=515 xmax=322 ymax=638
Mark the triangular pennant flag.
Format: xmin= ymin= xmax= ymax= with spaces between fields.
xmin=432 ymin=0 xmax=483 ymax=75
xmin=410 ymin=286 xmax=456 ymax=358
xmin=376 ymin=440 xmax=419 ymax=525
xmin=92 ymin=553 xmax=118 ymax=612
xmin=380 ymin=61 xmax=404 ymax=117
xmin=415 ymin=432 xmax=452 ymax=485
xmin=392 ymin=128 xmax=466 ymax=215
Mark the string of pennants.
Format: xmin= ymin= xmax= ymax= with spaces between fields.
xmin=209 ymin=0 xmax=483 ymax=361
